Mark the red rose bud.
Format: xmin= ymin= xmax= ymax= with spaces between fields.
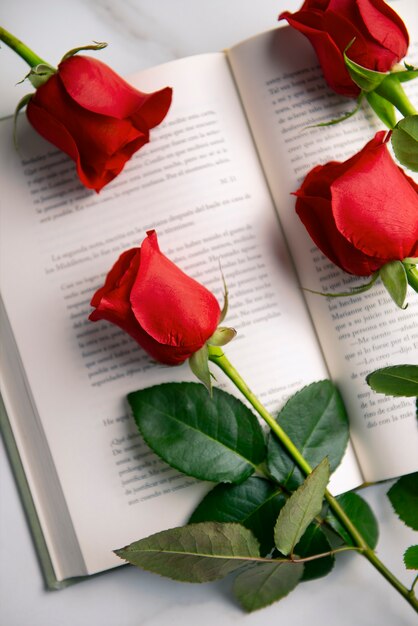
xmin=89 ymin=231 xmax=221 ymax=365
xmin=294 ymin=131 xmax=418 ymax=276
xmin=279 ymin=0 xmax=409 ymax=97
xmin=26 ymin=55 xmax=172 ymax=191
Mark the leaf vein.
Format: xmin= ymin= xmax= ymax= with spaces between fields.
xmin=138 ymin=399 xmax=260 ymax=470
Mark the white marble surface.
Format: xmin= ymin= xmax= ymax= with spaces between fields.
xmin=0 ymin=1 xmax=417 ymax=625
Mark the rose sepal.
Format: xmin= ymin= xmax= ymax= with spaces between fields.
xmin=188 ymin=266 xmax=236 ymax=392
xmin=344 ymin=45 xmax=417 ymax=124
xmin=303 ymin=273 xmax=379 ymax=299
xmin=391 ymin=115 xmax=418 ymax=172
xmin=379 ymin=261 xmax=408 ymax=309
xmin=13 ymin=93 xmax=32 ymax=147
xmin=344 ymin=43 xmax=388 ymax=93
xmin=208 ymin=327 xmax=237 ymax=347
xmin=303 ymin=258 xmax=416 ymax=307
xmin=189 ymin=326 xmax=236 ymax=393
xmin=344 ymin=45 xmax=418 ymax=94
xmin=393 ymin=63 xmax=418 ymax=83
xmin=60 ymin=41 xmax=107 ymax=63
xmin=21 ymin=63 xmax=56 ymax=89
xmin=189 ymin=344 xmax=213 ymax=393
xmin=306 ymin=95 xmax=364 ymax=129
xmin=345 ymin=54 xmax=418 ymax=94
xmin=218 ymin=267 xmax=230 ymax=324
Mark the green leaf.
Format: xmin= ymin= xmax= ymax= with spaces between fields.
xmin=387 ymin=473 xmax=418 ymax=530
xmin=295 ymin=523 xmax=335 ymax=581
xmin=404 ymin=545 xmax=418 ymax=570
xmin=344 ymin=43 xmax=388 ymax=92
xmin=233 ymin=560 xmax=303 ymax=612
xmin=267 ymin=381 xmax=349 ymax=489
xmin=274 ymin=458 xmax=330 ymax=556
xmin=366 ymin=365 xmax=418 ymax=397
xmin=327 ymin=492 xmax=379 ymax=549
xmin=189 ymin=477 xmax=286 ymax=555
xmin=391 ymin=115 xmax=418 ymax=172
xmin=380 ymin=261 xmax=408 ymax=308
xmin=115 ymin=522 xmax=260 ymax=582
xmin=366 ymin=91 xmax=396 ymax=129
xmin=128 ymin=383 xmax=266 ymax=484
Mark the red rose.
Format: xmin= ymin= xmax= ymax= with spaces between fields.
xmin=89 ymin=231 xmax=221 ymax=365
xmin=279 ymin=0 xmax=409 ymax=97
xmin=26 ymin=55 xmax=172 ymax=192
xmin=294 ymin=131 xmax=418 ymax=276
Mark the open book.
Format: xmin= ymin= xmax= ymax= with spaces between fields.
xmin=1 ymin=0 xmax=417 ymax=589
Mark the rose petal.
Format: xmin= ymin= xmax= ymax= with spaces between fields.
xmin=89 ymin=250 xmax=188 ymax=364
xmin=26 ymin=89 xmax=80 ymax=168
xmin=331 ymin=140 xmax=418 ymax=260
xmin=280 ymin=9 xmax=360 ymax=96
xmin=356 ymin=0 xmax=409 ymax=60
xmin=280 ymin=0 xmax=409 ymax=95
xmin=131 ymin=86 xmax=173 ymax=129
xmin=89 ymin=249 xmax=141 ymax=328
xmin=90 ymin=248 xmax=139 ymax=308
xmin=130 ymin=231 xmax=221 ymax=351
xmin=58 ymin=56 xmax=172 ymax=127
xmin=298 ymin=132 xmax=387 ymax=199
xmin=297 ymin=161 xmax=342 ymax=199
xmin=27 ymin=76 xmax=150 ymax=191
xmin=322 ymin=8 xmax=397 ymax=71
xmin=296 ymin=195 xmax=383 ymax=274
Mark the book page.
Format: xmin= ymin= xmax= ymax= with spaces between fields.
xmin=228 ymin=0 xmax=418 ymax=482
xmin=0 ymin=53 xmax=331 ymax=579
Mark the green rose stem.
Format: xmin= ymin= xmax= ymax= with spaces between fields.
xmin=376 ymin=75 xmax=417 ymax=118
xmin=207 ymin=344 xmax=418 ymax=613
xmin=406 ymin=265 xmax=418 ymax=293
xmin=0 ymin=26 xmax=48 ymax=67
